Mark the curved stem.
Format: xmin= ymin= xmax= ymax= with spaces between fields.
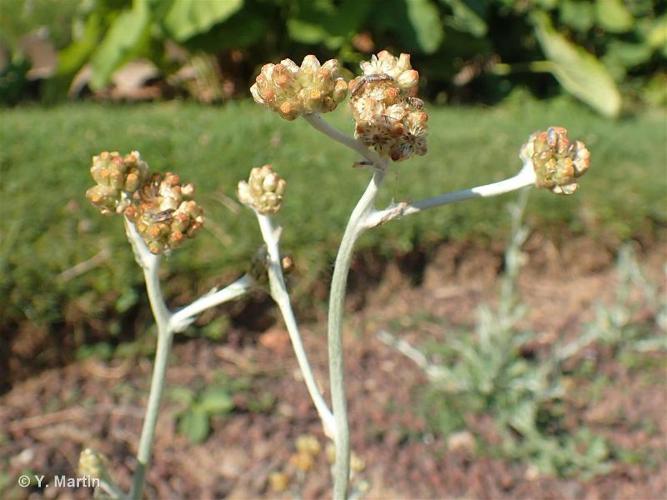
xmin=364 ymin=164 xmax=536 ymax=228
xmin=256 ymin=213 xmax=336 ymax=438
xmin=303 ymin=114 xmax=387 ymax=170
xmin=328 ymin=169 xmax=385 ymax=500
xmin=125 ymin=219 xmax=250 ymax=499
xmin=169 ymin=275 xmax=254 ymax=333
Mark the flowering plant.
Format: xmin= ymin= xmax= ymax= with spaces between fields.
xmin=83 ymin=50 xmax=590 ymax=499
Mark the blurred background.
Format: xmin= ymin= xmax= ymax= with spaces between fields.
xmin=1 ymin=0 xmax=665 ymax=498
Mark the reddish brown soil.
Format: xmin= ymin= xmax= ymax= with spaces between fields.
xmin=2 ymin=238 xmax=666 ymax=499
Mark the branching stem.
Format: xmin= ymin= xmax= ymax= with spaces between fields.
xmin=364 ymin=164 xmax=536 ymax=228
xmin=327 ymin=168 xmax=385 ymax=500
xmin=303 ymin=113 xmax=538 ymax=499
xmin=123 ymin=219 xmax=250 ymax=499
xmin=256 ymin=213 xmax=336 ymax=438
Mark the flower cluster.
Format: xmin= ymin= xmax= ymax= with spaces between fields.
xmin=349 ymin=51 xmax=428 ymax=162
xmin=85 ymin=151 xmax=149 ymax=215
xmin=356 ymin=50 xmax=419 ymax=95
xmin=251 ymin=55 xmax=348 ymax=120
xmin=78 ymin=448 xmax=107 ymax=479
xmin=124 ymin=173 xmax=204 ymax=254
xmin=237 ymin=165 xmax=287 ymax=215
xmin=521 ymin=127 xmax=591 ymax=195
xmin=86 ymin=152 xmax=204 ymax=254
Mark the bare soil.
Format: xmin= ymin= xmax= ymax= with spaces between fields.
xmin=2 ymin=237 xmax=666 ymax=499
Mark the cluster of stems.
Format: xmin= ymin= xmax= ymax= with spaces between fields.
xmin=85 ymin=51 xmax=589 ymax=499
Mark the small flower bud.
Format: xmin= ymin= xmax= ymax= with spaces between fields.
xmin=78 ymin=448 xmax=107 ymax=479
xmin=268 ymin=471 xmax=290 ymax=492
xmin=521 ymin=127 xmax=591 ymax=195
xmin=359 ymin=50 xmax=419 ymax=96
xmin=290 ymin=450 xmax=315 ymax=472
xmin=237 ymin=165 xmax=287 ymax=215
xmin=324 ymin=444 xmax=365 ymax=473
xmin=86 ymin=151 xmax=149 ymax=215
xmin=295 ymin=434 xmax=321 ymax=456
xmin=281 ymin=255 xmax=294 ymax=274
xmin=85 ymin=184 xmax=122 ymax=215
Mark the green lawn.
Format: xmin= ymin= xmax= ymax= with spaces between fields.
xmin=1 ymin=97 xmax=665 ymax=331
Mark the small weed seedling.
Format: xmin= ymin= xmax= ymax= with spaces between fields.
xmin=381 ymin=191 xmax=610 ymax=478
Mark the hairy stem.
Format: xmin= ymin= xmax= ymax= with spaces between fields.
xmin=169 ymin=275 xmax=254 ymax=333
xmin=256 ymin=214 xmax=336 ymax=438
xmin=364 ymin=164 xmax=536 ymax=228
xmin=303 ymin=113 xmax=387 ymax=169
xmin=124 ymin=219 xmax=248 ymax=499
xmin=328 ymin=169 xmax=385 ymax=500
xmin=130 ymin=320 xmax=172 ymax=500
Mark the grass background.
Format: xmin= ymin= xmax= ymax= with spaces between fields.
xmin=1 ymin=96 xmax=665 ymax=336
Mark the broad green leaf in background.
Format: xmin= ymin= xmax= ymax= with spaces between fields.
xmin=645 ymin=15 xmax=667 ymax=56
xmin=406 ymin=0 xmax=445 ymax=54
xmin=595 ymin=0 xmax=634 ymax=33
xmin=287 ymin=0 xmax=371 ymax=49
xmin=287 ymin=18 xmax=329 ymax=44
xmin=199 ymin=387 xmax=234 ymax=414
xmin=55 ymin=12 xmax=104 ymax=76
xmin=184 ymin=8 xmax=267 ymax=51
xmin=604 ymin=40 xmax=652 ymax=71
xmin=90 ymin=0 xmax=151 ymax=90
xmin=440 ymin=0 xmax=488 ymax=37
xmin=559 ymin=0 xmax=594 ymax=33
xmin=178 ymin=407 xmax=210 ymax=443
xmin=163 ymin=0 xmax=244 ymax=42
xmin=532 ymin=12 xmax=621 ymax=117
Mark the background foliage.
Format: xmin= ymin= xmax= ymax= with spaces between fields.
xmin=1 ymin=0 xmax=666 ymax=113
xmin=1 ymin=97 xmax=665 ymax=376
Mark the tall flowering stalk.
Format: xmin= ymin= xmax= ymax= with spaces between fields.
xmin=85 ymin=153 xmax=254 ymax=499
xmin=251 ymin=50 xmax=591 ymax=499
xmin=83 ymin=49 xmax=591 ymax=500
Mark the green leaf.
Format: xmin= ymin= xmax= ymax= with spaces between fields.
xmin=287 ymin=18 xmax=329 ymax=44
xmin=287 ymin=0 xmax=371 ymax=49
xmin=440 ymin=0 xmax=487 ymax=37
xmin=405 ymin=0 xmax=445 ymax=54
xmin=56 ymin=13 xmax=104 ymax=76
xmin=90 ymin=0 xmax=151 ymax=90
xmin=178 ymin=408 xmax=210 ymax=443
xmin=169 ymin=386 xmax=195 ymax=406
xmin=163 ymin=0 xmax=244 ymax=42
xmin=645 ymin=15 xmax=667 ymax=52
xmin=184 ymin=8 xmax=266 ymax=51
xmin=595 ymin=0 xmax=634 ymax=33
xmin=559 ymin=0 xmax=594 ymax=33
xmin=605 ymin=40 xmax=652 ymax=70
xmin=199 ymin=387 xmax=234 ymax=414
xmin=532 ymin=12 xmax=621 ymax=117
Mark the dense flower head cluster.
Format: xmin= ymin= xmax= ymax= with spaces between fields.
xmin=521 ymin=127 xmax=591 ymax=195
xmin=251 ymin=55 xmax=348 ymax=120
xmin=86 ymin=152 xmax=204 ymax=254
xmin=86 ymin=151 xmax=149 ymax=215
xmin=124 ymin=172 xmax=204 ymax=254
xmin=355 ymin=50 xmax=419 ymax=96
xmin=349 ymin=51 xmax=428 ymax=162
xmin=237 ymin=165 xmax=287 ymax=215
